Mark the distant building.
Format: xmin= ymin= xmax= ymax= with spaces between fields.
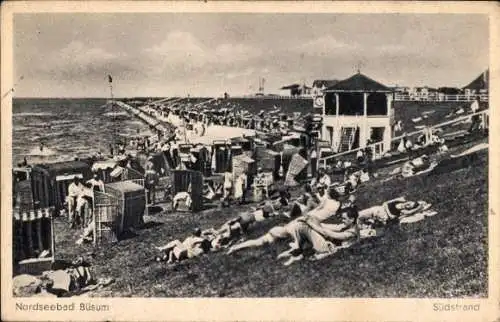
xmin=463 ymin=70 xmax=489 ymax=97
xmin=408 ymin=86 xmax=439 ymax=101
xmin=436 ymin=87 xmax=462 ymax=95
xmin=392 ymin=86 xmax=411 ymax=94
xmin=318 ymin=72 xmax=394 ymax=153
xmin=311 ymin=80 xmax=340 ymax=96
xmin=280 ymin=84 xmax=312 ymax=97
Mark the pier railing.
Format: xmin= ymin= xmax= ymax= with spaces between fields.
xmin=394 ymin=93 xmax=489 ymax=102
xmin=318 ymin=109 xmax=489 ymax=167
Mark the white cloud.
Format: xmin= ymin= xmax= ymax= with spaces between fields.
xmin=226 ymin=67 xmax=255 ymax=80
xmin=292 ymin=35 xmax=357 ymax=57
xmin=145 ymin=31 xmax=208 ymax=68
xmin=215 ymin=43 xmax=261 ymax=62
xmin=35 ymin=40 xmax=120 ymax=77
xmin=144 ymin=31 xmax=261 ymax=71
xmin=60 ymin=41 xmax=116 ymax=63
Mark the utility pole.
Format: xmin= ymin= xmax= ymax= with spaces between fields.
xmin=258 ymin=77 xmax=265 ymax=95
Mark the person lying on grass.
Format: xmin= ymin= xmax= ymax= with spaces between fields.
xmin=357 ymin=197 xmax=432 ymax=229
xmin=227 ymin=186 xmax=343 ymax=257
xmin=276 ymin=195 xmax=360 ymax=266
xmin=281 ymin=183 xmax=320 ymax=219
xmin=401 ymin=155 xmax=434 ymax=177
xmin=215 ymin=188 xmax=292 ymax=240
xmin=204 ymin=188 xmax=317 ymax=252
xmin=172 ymin=184 xmax=193 ymax=211
xmin=154 ymin=228 xmax=212 ymax=263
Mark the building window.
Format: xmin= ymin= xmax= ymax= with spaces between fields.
xmin=367 ymin=93 xmax=388 ymax=116
xmin=326 ymin=126 xmax=334 ymax=145
xmin=324 ymin=93 xmax=336 ymax=115
xmin=339 ymin=93 xmax=364 ymax=116
xmin=369 ymin=127 xmax=385 ymax=143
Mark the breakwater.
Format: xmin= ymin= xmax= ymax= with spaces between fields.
xmin=114 ymin=101 xmax=173 ymax=134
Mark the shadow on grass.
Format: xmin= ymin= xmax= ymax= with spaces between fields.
xmin=147 ymin=206 xmax=165 ymax=214
xmin=202 ymin=203 xmax=219 ymax=211
xmin=119 ymin=230 xmax=139 ymax=241
xmin=139 ymin=221 xmax=164 ymax=230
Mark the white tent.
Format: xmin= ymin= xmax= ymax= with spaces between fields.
xmin=186 ymin=125 xmax=256 ymax=145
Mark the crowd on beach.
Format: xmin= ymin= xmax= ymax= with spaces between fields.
xmin=140 ymin=97 xmax=485 ymax=266
xmin=11 ymin=95 xmax=489 ymax=300
xmin=152 ymin=165 xmax=435 ymax=266
xmin=14 ymin=95 xmax=487 ymax=266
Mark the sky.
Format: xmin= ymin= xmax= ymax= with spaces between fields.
xmin=13 ymin=13 xmax=489 ymax=98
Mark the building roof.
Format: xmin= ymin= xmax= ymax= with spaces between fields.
xmin=324 ymin=73 xmax=392 ymax=92
xmin=414 ymin=86 xmax=438 ymax=92
xmin=280 ymin=84 xmax=311 ymax=90
xmin=33 ymin=160 xmax=91 ymax=174
xmin=312 ymin=79 xmax=339 ymax=88
xmin=280 ymin=84 xmax=301 ymax=90
xmin=463 ymin=70 xmax=489 ymax=90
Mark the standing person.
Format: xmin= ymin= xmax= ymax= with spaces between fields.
xmin=356 ymin=149 xmax=365 ymax=165
xmin=67 ymin=177 xmax=84 ymax=228
xmin=199 ymin=121 xmax=206 ymax=136
xmin=234 ymin=170 xmax=248 ymax=204
xmin=310 ymin=146 xmax=318 ymax=179
xmin=108 ymin=144 xmax=114 ymax=157
xmin=145 ymin=156 xmax=158 ymax=205
xmin=364 ymin=142 xmax=374 ymax=176
xmin=163 ymin=143 xmax=174 ymax=169
xmin=222 ymin=170 xmax=233 ymax=207
xmin=469 ymin=96 xmax=482 ymax=133
xmin=470 ymin=96 xmax=480 ymax=114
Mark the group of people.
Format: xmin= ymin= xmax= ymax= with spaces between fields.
xmin=66 ymin=175 xmax=104 ymax=229
xmin=143 ymin=98 xmax=306 ymax=139
xmin=154 ymin=187 xmax=292 ymax=263
xmin=153 ymin=159 xmax=432 ymax=266
xmin=227 ymin=186 xmax=431 ymax=265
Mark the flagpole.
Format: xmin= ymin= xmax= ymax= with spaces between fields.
xmin=2 ymin=75 xmax=24 ymax=101
xmin=108 ymin=74 xmax=115 ymax=156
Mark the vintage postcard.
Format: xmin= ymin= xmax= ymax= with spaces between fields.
xmin=1 ymin=1 xmax=499 ymax=321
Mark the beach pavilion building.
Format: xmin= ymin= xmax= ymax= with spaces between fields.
xmin=318 ymin=72 xmax=394 ymax=153
xmin=463 ymin=69 xmax=489 ymax=99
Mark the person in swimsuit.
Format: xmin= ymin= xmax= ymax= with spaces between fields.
xmin=217 ymin=188 xmax=291 ymax=239
xmin=357 ymin=197 xmax=432 ymax=228
xmin=154 ymin=228 xmax=212 ymax=263
xmin=227 ymin=187 xmax=341 ymax=256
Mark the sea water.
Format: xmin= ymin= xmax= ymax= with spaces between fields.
xmin=12 ymin=98 xmax=153 ymax=166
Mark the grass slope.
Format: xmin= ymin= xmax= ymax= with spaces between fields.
xmin=53 ymin=150 xmax=488 ymax=298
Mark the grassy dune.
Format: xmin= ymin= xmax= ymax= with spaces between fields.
xmin=53 ymin=147 xmax=488 ymax=298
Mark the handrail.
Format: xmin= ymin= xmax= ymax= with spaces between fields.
xmin=193 ymin=97 xmax=218 ymax=108
xmin=162 ymin=97 xmax=186 ymax=107
xmin=395 ymin=93 xmax=488 ymax=102
xmin=319 ymin=109 xmax=489 ymax=165
xmin=146 ymin=97 xmax=175 ymax=106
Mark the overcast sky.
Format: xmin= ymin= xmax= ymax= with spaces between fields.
xmin=13 ymin=13 xmax=489 ymax=98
